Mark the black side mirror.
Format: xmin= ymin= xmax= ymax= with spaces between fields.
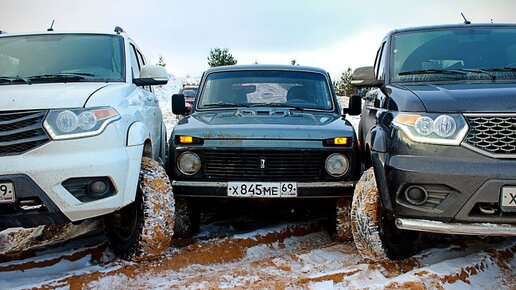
xmin=172 ymin=94 xmax=186 ymax=115
xmin=343 ymin=95 xmax=362 ymax=116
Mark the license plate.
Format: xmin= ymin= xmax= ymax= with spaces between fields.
xmin=501 ymin=186 xmax=516 ymax=212
xmin=0 ymin=182 xmax=15 ymax=203
xmin=228 ymin=182 xmax=297 ymax=198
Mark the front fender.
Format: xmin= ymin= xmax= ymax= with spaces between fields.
xmin=127 ymin=122 xmax=151 ymax=147
xmin=366 ymin=126 xmax=388 ymax=153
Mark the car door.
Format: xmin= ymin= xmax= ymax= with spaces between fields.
xmin=361 ymin=41 xmax=387 ymax=152
xmin=129 ymin=43 xmax=162 ymax=160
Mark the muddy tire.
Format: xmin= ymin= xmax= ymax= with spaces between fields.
xmin=330 ymin=198 xmax=353 ymax=242
xmin=173 ymin=197 xmax=200 ymax=238
xmin=105 ymin=157 xmax=175 ymax=261
xmin=351 ymin=167 xmax=418 ymax=261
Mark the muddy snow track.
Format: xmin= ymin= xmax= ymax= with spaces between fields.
xmin=0 ymin=216 xmax=514 ymax=289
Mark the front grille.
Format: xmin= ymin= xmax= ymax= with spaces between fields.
xmin=204 ymin=150 xmax=324 ymax=181
xmin=465 ymin=115 xmax=516 ymax=156
xmin=0 ymin=110 xmax=50 ymax=156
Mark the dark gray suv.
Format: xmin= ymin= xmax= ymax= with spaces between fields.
xmin=350 ymin=23 xmax=516 ymax=261
xmin=168 ymin=65 xmax=361 ymax=239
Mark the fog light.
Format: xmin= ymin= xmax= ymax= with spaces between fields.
xmin=325 ymin=153 xmax=349 ymax=177
xmin=89 ymin=180 xmax=109 ymax=196
xmin=177 ymin=151 xmax=201 ymax=175
xmin=405 ymin=186 xmax=428 ymax=205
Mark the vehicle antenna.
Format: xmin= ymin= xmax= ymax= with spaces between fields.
xmin=461 ymin=13 xmax=471 ymax=25
xmin=47 ymin=20 xmax=55 ymax=31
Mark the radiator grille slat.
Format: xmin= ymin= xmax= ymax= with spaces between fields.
xmin=204 ymin=150 xmax=324 ymax=181
xmin=465 ymin=115 xmax=516 ymax=156
xmin=0 ymin=110 xmax=50 ymax=156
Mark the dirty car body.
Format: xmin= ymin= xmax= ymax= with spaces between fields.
xmin=168 ymin=65 xmax=360 ymax=200
xmin=356 ymin=23 xmax=516 ymax=236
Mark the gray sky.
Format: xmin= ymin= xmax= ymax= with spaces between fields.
xmin=1 ymin=0 xmax=515 ymax=78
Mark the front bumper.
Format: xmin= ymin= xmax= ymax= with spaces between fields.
xmin=0 ymin=125 xmax=142 ymax=226
xmin=396 ymin=218 xmax=516 ymax=236
xmin=381 ymin=134 xmax=516 ymax=225
xmin=173 ymin=180 xmax=355 ymax=198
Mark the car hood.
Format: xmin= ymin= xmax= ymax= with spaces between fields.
xmin=174 ymin=108 xmax=355 ymax=140
xmin=0 ymin=83 xmax=112 ymax=110
xmin=401 ymin=82 xmax=516 ymax=113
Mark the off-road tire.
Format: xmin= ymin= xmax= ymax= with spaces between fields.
xmin=105 ymin=157 xmax=175 ymax=261
xmin=351 ymin=167 xmax=418 ymax=261
xmin=331 ymin=198 xmax=353 ymax=242
xmin=173 ymin=197 xmax=200 ymax=238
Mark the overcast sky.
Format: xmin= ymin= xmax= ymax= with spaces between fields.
xmin=1 ymin=0 xmax=515 ymax=78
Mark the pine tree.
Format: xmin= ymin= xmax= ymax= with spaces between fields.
xmin=207 ymin=48 xmax=237 ymax=67
xmin=335 ymin=67 xmax=356 ymax=96
xmin=157 ymin=55 xmax=166 ymax=67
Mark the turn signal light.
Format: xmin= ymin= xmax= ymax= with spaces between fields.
xmin=323 ymin=137 xmax=351 ymax=147
xmin=175 ymin=135 xmax=203 ymax=145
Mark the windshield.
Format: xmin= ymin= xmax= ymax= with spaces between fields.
xmin=391 ymin=27 xmax=516 ymax=82
xmin=182 ymin=88 xmax=198 ymax=97
xmin=0 ymin=34 xmax=125 ymax=84
xmin=198 ymin=70 xmax=334 ymax=110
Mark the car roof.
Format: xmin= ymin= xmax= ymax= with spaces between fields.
xmin=0 ymin=30 xmax=126 ymax=39
xmin=204 ymin=64 xmax=330 ymax=75
xmin=387 ymin=23 xmax=516 ymax=36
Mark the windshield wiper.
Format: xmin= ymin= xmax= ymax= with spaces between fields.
xmin=27 ymin=73 xmax=95 ymax=82
xmin=0 ymin=76 xmax=32 ymax=85
xmin=398 ymin=69 xmax=468 ymax=76
xmin=481 ymin=66 xmax=516 ymax=72
xmin=454 ymin=68 xmax=496 ymax=80
xmin=249 ymin=102 xmax=305 ymax=111
xmin=203 ymin=101 xmax=249 ymax=108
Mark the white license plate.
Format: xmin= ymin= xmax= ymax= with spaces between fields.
xmin=0 ymin=182 xmax=15 ymax=203
xmin=228 ymin=182 xmax=297 ymax=198
xmin=501 ymin=186 xmax=516 ymax=212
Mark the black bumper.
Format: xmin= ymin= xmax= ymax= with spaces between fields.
xmin=0 ymin=174 xmax=70 ymax=229
xmin=378 ymin=141 xmax=516 ymax=224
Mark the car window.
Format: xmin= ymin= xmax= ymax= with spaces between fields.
xmin=0 ymin=34 xmax=125 ymax=82
xmin=198 ymin=70 xmax=333 ymax=111
xmin=129 ymin=44 xmax=140 ymax=79
xmin=391 ymin=27 xmax=516 ymax=82
xmin=377 ymin=42 xmax=387 ymax=80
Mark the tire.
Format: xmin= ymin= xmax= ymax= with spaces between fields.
xmin=351 ymin=167 xmax=419 ymax=261
xmin=330 ymin=198 xmax=353 ymax=242
xmin=105 ymin=157 xmax=175 ymax=261
xmin=173 ymin=197 xmax=200 ymax=238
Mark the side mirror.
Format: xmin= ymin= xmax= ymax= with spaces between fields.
xmin=134 ymin=65 xmax=169 ymax=86
xmin=351 ymin=66 xmax=383 ymax=88
xmin=343 ymin=95 xmax=362 ymax=116
xmin=172 ymin=94 xmax=186 ymax=115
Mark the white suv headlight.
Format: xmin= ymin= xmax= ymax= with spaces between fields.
xmin=44 ymin=107 xmax=120 ymax=140
xmin=393 ymin=113 xmax=469 ymax=145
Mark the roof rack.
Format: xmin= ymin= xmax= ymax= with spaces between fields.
xmin=114 ymin=26 xmax=124 ymax=34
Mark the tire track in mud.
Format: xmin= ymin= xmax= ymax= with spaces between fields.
xmin=43 ymin=222 xmax=330 ymax=289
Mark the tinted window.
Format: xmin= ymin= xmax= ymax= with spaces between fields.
xmin=198 ymin=70 xmax=334 ymax=111
xmin=0 ymin=34 xmax=124 ymax=82
xmin=391 ymin=27 xmax=516 ymax=82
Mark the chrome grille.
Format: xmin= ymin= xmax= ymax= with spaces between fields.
xmin=465 ymin=115 xmax=516 ymax=156
xmin=0 ymin=110 xmax=50 ymax=156
xmin=204 ymin=150 xmax=323 ymax=181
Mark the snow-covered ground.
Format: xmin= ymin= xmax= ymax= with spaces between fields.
xmin=0 ymin=79 xmax=513 ymax=289
xmin=0 ymin=212 xmax=514 ymax=289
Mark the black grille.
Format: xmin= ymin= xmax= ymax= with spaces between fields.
xmin=465 ymin=115 xmax=516 ymax=156
xmin=204 ymin=150 xmax=324 ymax=181
xmin=0 ymin=110 xmax=50 ymax=156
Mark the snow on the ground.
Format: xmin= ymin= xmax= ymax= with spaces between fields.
xmin=0 ymin=214 xmax=514 ymax=289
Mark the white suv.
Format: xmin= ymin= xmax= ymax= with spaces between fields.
xmin=0 ymin=28 xmax=175 ymax=261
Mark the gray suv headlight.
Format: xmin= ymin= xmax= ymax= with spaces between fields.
xmin=177 ymin=151 xmax=201 ymax=175
xmin=44 ymin=107 xmax=120 ymax=140
xmin=325 ymin=153 xmax=349 ymax=177
xmin=393 ymin=113 xmax=469 ymax=145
